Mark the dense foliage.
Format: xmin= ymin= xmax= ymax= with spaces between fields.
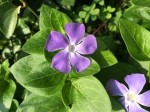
xmin=1 ymin=0 xmax=150 ymax=112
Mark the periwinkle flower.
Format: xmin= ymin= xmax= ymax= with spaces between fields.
xmin=106 ymin=74 xmax=150 ymax=112
xmin=46 ymin=23 xmax=97 ymax=73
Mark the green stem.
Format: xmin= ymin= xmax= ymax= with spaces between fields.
xmin=20 ymin=0 xmax=39 ymax=19
xmin=27 ymin=6 xmax=39 ymax=19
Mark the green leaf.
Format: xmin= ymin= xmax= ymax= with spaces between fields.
xmin=83 ymin=5 xmax=91 ymax=11
xmin=94 ymin=0 xmax=104 ymax=6
xmin=17 ymin=76 xmax=111 ymax=112
xmin=92 ymin=50 xmax=118 ymax=68
xmin=90 ymin=9 xmax=100 ymax=16
xmin=107 ymin=6 xmax=115 ymax=13
xmin=79 ymin=11 xmax=87 ymax=18
xmin=105 ymin=13 xmax=112 ymax=19
xmin=0 ymin=79 xmax=16 ymax=112
xmin=82 ymin=3 xmax=96 ymax=23
xmin=132 ymin=0 xmax=150 ymax=7
xmin=123 ymin=6 xmax=150 ymax=22
xmin=39 ymin=4 xmax=71 ymax=34
xmin=91 ymin=16 xmax=97 ymax=21
xmin=22 ymin=30 xmax=49 ymax=54
xmin=56 ymin=0 xmax=75 ymax=7
xmin=0 ymin=2 xmax=19 ymax=38
xmin=62 ymin=76 xmax=111 ymax=112
xmin=129 ymin=58 xmax=150 ymax=80
xmin=17 ymin=93 xmax=69 ymax=112
xmin=9 ymin=99 xmax=19 ymax=112
xmin=15 ymin=18 xmax=31 ymax=35
xmin=91 ymin=38 xmax=117 ymax=68
xmin=10 ymin=55 xmax=66 ymax=97
xmin=69 ymin=58 xmax=100 ymax=78
xmin=100 ymin=50 xmax=118 ymax=68
xmin=0 ymin=60 xmax=9 ymax=80
xmin=119 ymin=18 xmax=150 ymax=61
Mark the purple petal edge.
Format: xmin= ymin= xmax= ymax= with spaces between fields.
xmin=46 ymin=31 xmax=69 ymax=52
xmin=70 ymin=53 xmax=90 ymax=72
xmin=137 ymin=90 xmax=150 ymax=107
xmin=124 ymin=73 xmax=146 ymax=94
xmin=52 ymin=50 xmax=71 ymax=74
xmin=76 ymin=35 xmax=97 ymax=55
xmin=106 ymin=79 xmax=128 ymax=96
xmin=65 ymin=23 xmax=85 ymax=44
xmin=129 ymin=103 xmax=148 ymax=112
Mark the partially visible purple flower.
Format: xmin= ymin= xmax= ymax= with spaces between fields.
xmin=106 ymin=73 xmax=150 ymax=112
xmin=45 ymin=23 xmax=97 ymax=73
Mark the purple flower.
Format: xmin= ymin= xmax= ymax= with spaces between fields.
xmin=106 ymin=73 xmax=150 ymax=112
xmin=45 ymin=23 xmax=97 ymax=73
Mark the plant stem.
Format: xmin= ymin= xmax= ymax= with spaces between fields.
xmin=92 ymin=22 xmax=106 ymax=35
xmin=27 ymin=7 xmax=39 ymax=19
xmin=20 ymin=0 xmax=39 ymax=19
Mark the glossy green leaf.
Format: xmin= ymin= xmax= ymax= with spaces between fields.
xmin=91 ymin=37 xmax=117 ymax=68
xmin=62 ymin=76 xmax=111 ymax=112
xmin=137 ymin=61 xmax=150 ymax=79
xmin=119 ymin=18 xmax=150 ymax=61
xmin=132 ymin=0 xmax=150 ymax=7
xmin=129 ymin=58 xmax=150 ymax=80
xmin=9 ymin=99 xmax=19 ymax=112
xmin=17 ymin=93 xmax=69 ymax=112
xmin=0 ymin=2 xmax=19 ymax=38
xmin=22 ymin=30 xmax=49 ymax=54
xmin=0 ymin=79 xmax=16 ymax=112
xmin=39 ymin=5 xmax=71 ymax=34
xmin=10 ymin=55 xmax=66 ymax=97
xmin=69 ymin=58 xmax=100 ymax=78
xmin=92 ymin=50 xmax=118 ymax=68
xmin=123 ymin=6 xmax=150 ymax=22
xmin=17 ymin=76 xmax=111 ymax=112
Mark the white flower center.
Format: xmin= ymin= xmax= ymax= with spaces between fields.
xmin=68 ymin=45 xmax=75 ymax=52
xmin=127 ymin=93 xmax=137 ymax=103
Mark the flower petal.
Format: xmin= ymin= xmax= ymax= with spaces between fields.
xmin=46 ymin=31 xmax=69 ymax=52
xmin=52 ymin=50 xmax=71 ymax=73
xmin=137 ymin=90 xmax=150 ymax=107
xmin=124 ymin=73 xmax=146 ymax=94
xmin=118 ymin=97 xmax=128 ymax=111
xmin=65 ymin=23 xmax=85 ymax=44
xmin=106 ymin=79 xmax=129 ymax=96
xmin=70 ymin=53 xmax=90 ymax=72
xmin=76 ymin=35 xmax=97 ymax=55
xmin=129 ymin=103 xmax=148 ymax=112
